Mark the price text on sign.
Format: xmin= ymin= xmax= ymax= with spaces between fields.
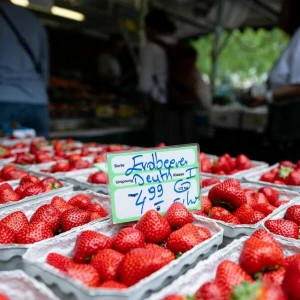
xmin=107 ymin=144 xmax=200 ymax=224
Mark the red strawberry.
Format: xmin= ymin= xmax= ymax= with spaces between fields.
xmin=20 ymin=174 xmax=40 ymax=185
xmin=91 ymin=249 xmax=124 ymax=281
xmin=0 ymin=211 xmax=29 ymax=234
xmin=193 ymin=211 xmax=208 ymax=217
xmin=135 ymin=210 xmax=171 ymax=244
xmin=46 ymin=252 xmax=73 ymax=272
xmin=234 ymin=204 xmax=265 ymax=224
xmin=243 ymin=188 xmax=256 ymax=207
xmin=1 ymin=165 xmax=16 ymax=179
xmin=86 ymin=203 xmax=108 ymax=217
xmin=239 ymin=236 xmax=283 ymax=275
xmin=283 ymin=254 xmax=300 ymax=268
xmin=235 ymin=154 xmax=253 ymax=170
xmin=30 ymin=204 xmax=61 ymax=233
xmin=285 ymin=205 xmax=300 ymax=226
xmin=194 ymin=281 xmax=225 ymax=300
xmin=273 ymin=200 xmax=289 ymax=207
xmin=0 ymin=188 xmax=21 ymax=204
xmin=162 ymin=295 xmax=186 ymax=300
xmin=0 ymin=224 xmax=15 ymax=244
xmin=14 ymin=182 xmax=34 ymax=196
xmin=61 ymin=208 xmax=90 ymax=232
xmin=98 ymin=281 xmax=127 ymax=289
xmin=0 ymin=292 xmax=10 ymax=300
xmin=15 ymin=221 xmax=53 ymax=244
xmin=40 ymin=177 xmax=63 ymax=191
xmin=208 ymin=179 xmax=246 ymax=210
xmin=287 ymin=171 xmax=300 ymax=186
xmin=51 ymin=196 xmax=73 ymax=213
xmin=4 ymin=170 xmax=28 ymax=180
xmin=90 ymin=212 xmax=106 ymax=221
xmin=260 ymin=172 xmax=276 ymax=183
xmin=69 ymin=159 xmax=91 ymax=170
xmin=0 ymin=183 xmax=12 ymax=191
xmin=209 ymin=207 xmax=240 ymax=224
xmin=251 ymin=229 xmax=282 ymax=251
xmin=258 ymin=187 xmax=279 ymax=205
xmin=282 ymin=257 xmax=300 ymax=300
xmin=166 ymin=223 xmax=206 ymax=254
xmin=145 ymin=243 xmax=175 ymax=264
xmin=72 ymin=230 xmax=112 ymax=263
xmin=264 ymin=219 xmax=299 ymax=239
xmin=262 ymin=268 xmax=286 ymax=285
xmin=201 ymin=178 xmax=221 ymax=188
xmin=212 ymin=156 xmax=231 ymax=174
xmin=252 ymin=203 xmax=275 ymax=216
xmin=280 ymin=160 xmax=296 ymax=168
xmin=224 ymin=153 xmax=235 ymax=169
xmin=118 ymin=248 xmax=169 ymax=286
xmin=215 ymin=260 xmax=253 ymax=296
xmin=112 ymin=227 xmax=145 ymax=254
xmin=67 ymin=264 xmax=100 ymax=287
xmin=88 ymin=172 xmax=108 ymax=184
xmin=200 ymin=196 xmax=212 ymax=214
xmin=21 ymin=183 xmax=45 ymax=198
xmin=252 ymin=192 xmax=269 ymax=206
xmin=165 ymin=202 xmax=194 ymax=229
xmin=68 ymin=194 xmax=92 ymax=210
xmin=51 ymin=161 xmax=70 ymax=173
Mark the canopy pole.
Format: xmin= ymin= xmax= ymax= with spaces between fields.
xmin=211 ymin=0 xmax=226 ymax=96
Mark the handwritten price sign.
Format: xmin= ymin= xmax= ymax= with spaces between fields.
xmin=107 ymin=144 xmax=200 ymax=224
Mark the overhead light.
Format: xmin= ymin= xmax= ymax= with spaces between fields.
xmin=10 ymin=0 xmax=29 ymax=7
xmin=51 ymin=6 xmax=85 ymax=22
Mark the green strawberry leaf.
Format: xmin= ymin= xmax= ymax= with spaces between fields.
xmin=230 ymin=280 xmax=261 ymax=300
xmin=279 ymin=166 xmax=294 ymax=178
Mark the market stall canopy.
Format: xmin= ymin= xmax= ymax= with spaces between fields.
xmin=24 ymin=0 xmax=284 ymax=39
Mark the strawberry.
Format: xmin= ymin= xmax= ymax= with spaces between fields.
xmin=1 ymin=165 xmax=16 ymax=179
xmin=200 ymin=157 xmax=213 ymax=173
xmin=30 ymin=204 xmax=61 ymax=233
xmin=87 ymin=172 xmax=108 ymax=184
xmin=40 ymin=177 xmax=63 ymax=191
xmin=20 ymin=174 xmax=40 ymax=185
xmin=209 ymin=207 xmax=240 ymax=224
xmin=279 ymin=160 xmax=296 ymax=168
xmin=194 ymin=281 xmax=225 ymax=300
xmin=0 ymin=211 xmax=29 ymax=234
xmin=51 ymin=196 xmax=73 ymax=213
xmin=285 ymin=205 xmax=300 ymax=225
xmin=287 ymin=171 xmax=300 ymax=186
xmin=235 ymin=154 xmax=253 ymax=170
xmin=166 ymin=223 xmax=206 ymax=254
xmin=98 ymin=281 xmax=127 ymax=289
xmin=258 ymin=187 xmax=279 ymax=205
xmin=264 ymin=219 xmax=299 ymax=239
xmin=244 ymin=188 xmax=257 ymax=207
xmin=69 ymin=159 xmax=91 ymax=170
xmin=232 ymin=280 xmax=287 ymax=300
xmin=251 ymin=229 xmax=282 ymax=252
xmin=14 ymin=153 xmax=35 ymax=165
xmin=21 ymin=183 xmax=45 ymax=198
xmin=112 ymin=228 xmax=145 ymax=254
xmin=14 ymin=182 xmax=34 ymax=195
xmin=86 ymin=203 xmax=108 ymax=217
xmin=0 ymin=188 xmax=21 ymax=204
xmin=61 ymin=208 xmax=90 ymax=232
xmin=201 ymin=178 xmax=221 ymax=188
xmin=262 ymin=268 xmax=286 ymax=285
xmin=67 ymin=264 xmax=100 ymax=287
xmin=223 ymin=153 xmax=235 ymax=169
xmin=145 ymin=243 xmax=175 ymax=264
xmin=212 ymin=156 xmax=231 ymax=174
xmin=135 ymin=210 xmax=171 ymax=244
xmin=90 ymin=212 xmax=106 ymax=221
xmin=215 ymin=260 xmax=253 ymax=296
xmin=234 ymin=204 xmax=265 ymax=224
xmin=46 ymin=252 xmax=73 ymax=272
xmin=0 ymin=224 xmax=15 ymax=244
xmin=4 ymin=170 xmax=28 ymax=180
xmin=118 ymin=248 xmax=169 ymax=286
xmin=162 ymin=295 xmax=186 ymax=300
xmin=252 ymin=192 xmax=269 ymax=206
xmin=282 ymin=257 xmax=300 ymax=300
xmin=273 ymin=200 xmax=289 ymax=207
xmin=51 ymin=161 xmax=70 ymax=173
xmin=208 ymin=179 xmax=246 ymax=210
xmin=15 ymin=221 xmax=53 ymax=244
xmin=200 ymin=196 xmax=212 ymax=214
xmin=0 ymin=183 xmax=12 ymax=191
xmin=72 ymin=230 xmax=112 ymax=263
xmin=283 ymin=254 xmax=300 ymax=268
xmin=68 ymin=194 xmax=92 ymax=210
xmin=239 ymin=236 xmax=283 ymax=275
xmin=260 ymin=172 xmax=276 ymax=183
xmin=91 ymin=249 xmax=124 ymax=281
xmin=193 ymin=211 xmax=208 ymax=217
xmin=252 ymin=203 xmax=275 ymax=216
xmin=0 ymin=292 xmax=10 ymax=300
xmin=165 ymin=202 xmax=194 ymax=229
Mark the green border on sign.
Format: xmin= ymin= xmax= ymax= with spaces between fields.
xmin=107 ymin=144 xmax=201 ymax=223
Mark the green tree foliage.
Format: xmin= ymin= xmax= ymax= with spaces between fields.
xmin=191 ymin=28 xmax=290 ymax=88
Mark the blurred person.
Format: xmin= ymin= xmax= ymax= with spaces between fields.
xmin=251 ymin=0 xmax=300 ymax=105
xmin=139 ymin=8 xmax=210 ymax=146
xmin=97 ymin=34 xmax=125 ymax=89
xmin=0 ymin=0 xmax=49 ymax=137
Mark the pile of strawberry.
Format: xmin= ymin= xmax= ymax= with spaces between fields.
xmin=260 ymin=161 xmax=300 ymax=186
xmin=0 ymin=193 xmax=108 ymax=245
xmin=0 ymin=141 xmax=27 ymax=150
xmin=39 ymin=158 xmax=92 ymax=173
xmin=195 ymin=179 xmax=288 ymax=225
xmin=200 ymin=152 xmax=253 ymax=175
xmin=87 ymin=171 xmax=108 ymax=184
xmin=46 ymin=203 xmax=212 ymax=289
xmin=264 ymin=205 xmax=300 ymax=239
xmin=163 ymin=230 xmax=300 ymax=300
xmin=0 ymin=165 xmax=30 ymax=182
xmin=0 ymin=175 xmax=63 ymax=205
xmin=201 ymin=177 xmax=221 ymax=189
